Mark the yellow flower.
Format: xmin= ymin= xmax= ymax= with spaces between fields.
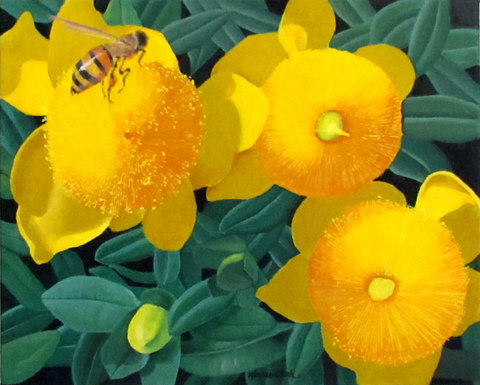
xmin=256 ymin=172 xmax=480 ymax=385
xmin=203 ymin=0 xmax=416 ymax=200
xmin=0 ymin=0 xmax=264 ymax=263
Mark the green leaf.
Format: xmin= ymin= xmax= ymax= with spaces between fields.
xmin=434 ymin=348 xmax=480 ymax=381
xmin=216 ymin=251 xmax=259 ymax=291
xmin=390 ymin=138 xmax=451 ymax=183
xmin=169 ymin=280 xmax=235 ymax=335
xmin=192 ymin=235 xmax=247 ymax=269
xmin=140 ymin=337 xmax=181 ymax=385
xmin=95 ymin=227 xmax=155 ymax=265
xmin=51 ymin=250 xmax=85 ymax=280
xmin=1 ymin=220 xmax=29 ymax=255
xmin=216 ymin=0 xmax=279 ymax=33
xmin=45 ymin=326 xmax=82 ymax=367
xmin=72 ymin=333 xmax=109 ymax=385
xmin=329 ymin=24 xmax=370 ymax=53
xmin=132 ymin=0 xmax=182 ymax=31
xmin=328 ymin=0 xmax=376 ymax=27
xmin=247 ymin=223 xmax=284 ymax=260
xmin=286 ymin=323 xmax=323 ymax=378
xmin=2 ymin=330 xmax=61 ymax=384
xmin=101 ymin=311 xmax=149 ymax=380
xmin=2 ymin=249 xmax=46 ymax=310
xmin=1 ymin=305 xmax=54 ymax=344
xmin=1 ymin=173 xmax=13 ymax=199
xmin=426 ymin=56 xmax=479 ymax=103
xmin=141 ymin=288 xmax=176 ymax=310
xmin=192 ymin=306 xmax=276 ymax=341
xmin=111 ymin=264 xmax=157 ymax=284
xmin=462 ymin=322 xmax=480 ymax=352
xmin=443 ymin=29 xmax=479 ymax=70
xmin=0 ymin=101 xmax=36 ymax=156
xmin=181 ymin=324 xmax=292 ymax=376
xmin=42 ymin=276 xmax=140 ymax=332
xmin=269 ymin=226 xmax=298 ymax=267
xmin=89 ymin=266 xmax=129 ymax=287
xmin=202 ymin=200 xmax=240 ymax=222
xmin=188 ymin=40 xmax=221 ymax=74
xmin=1 ymin=150 xmax=14 ymax=199
xmin=337 ymin=365 xmax=357 ymax=385
xmin=408 ymin=0 xmax=450 ymax=76
xmin=191 ymin=212 xmax=222 ymax=243
xmin=370 ymin=0 xmax=421 ymax=48
xmin=103 ymin=0 xmax=142 ymax=26
xmin=162 ymin=10 xmax=230 ymax=54
xmin=402 ymin=95 xmax=479 ymax=143
xmin=219 ymin=186 xmax=299 ymax=235
xmin=154 ymin=249 xmax=181 ymax=286
xmin=1 ymin=0 xmax=63 ymax=23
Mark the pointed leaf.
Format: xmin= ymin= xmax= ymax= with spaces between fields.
xmin=180 ymin=324 xmax=292 ymax=376
xmin=219 ymin=186 xmax=299 ymax=235
xmin=192 ymin=236 xmax=247 ymax=269
xmin=45 ymin=326 xmax=82 ymax=367
xmin=328 ymin=0 xmax=376 ymax=26
xmin=169 ymin=280 xmax=235 ymax=335
xmin=330 ymin=24 xmax=370 ymax=52
xmin=216 ymin=0 xmax=280 ymax=33
xmin=111 ymin=264 xmax=157 ymax=284
xmin=1 ymin=305 xmax=54 ymax=344
xmin=42 ymin=276 xmax=140 ymax=332
xmin=89 ymin=266 xmax=129 ymax=287
xmin=1 ymin=220 xmax=29 ymax=255
xmin=370 ymin=0 xmax=422 ymax=47
xmin=72 ymin=333 xmax=109 ymax=385
xmin=286 ymin=323 xmax=323 ymax=378
xmin=95 ymin=227 xmax=155 ymax=265
xmin=140 ymin=288 xmax=176 ymax=310
xmin=426 ymin=56 xmax=479 ymax=103
xmin=443 ymin=29 xmax=479 ymax=70
xmin=51 ymin=250 xmax=85 ymax=280
xmin=216 ymin=251 xmax=259 ymax=292
xmin=154 ymin=249 xmax=181 ymax=286
xmin=188 ymin=40 xmax=220 ymax=74
xmin=1 ymin=0 xmax=63 ymax=23
xmin=247 ymin=223 xmax=284 ymax=260
xmin=162 ymin=10 xmax=230 ymax=54
xmin=140 ymin=337 xmax=181 ymax=385
xmin=103 ymin=0 xmax=142 ymax=26
xmin=101 ymin=311 xmax=149 ymax=380
xmin=390 ymin=138 xmax=451 ymax=183
xmin=2 ymin=330 xmax=60 ymax=384
xmin=408 ymin=0 xmax=450 ymax=76
xmin=2 ymin=249 xmax=46 ymax=310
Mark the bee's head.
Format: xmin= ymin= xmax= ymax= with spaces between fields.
xmin=135 ymin=31 xmax=148 ymax=51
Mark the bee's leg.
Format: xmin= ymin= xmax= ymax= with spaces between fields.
xmin=116 ymin=58 xmax=131 ymax=94
xmin=137 ymin=49 xmax=146 ymax=66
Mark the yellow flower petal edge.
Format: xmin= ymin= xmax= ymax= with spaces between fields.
xmin=256 ymin=254 xmax=319 ymax=323
xmin=212 ymin=33 xmax=286 ymax=87
xmin=416 ymin=171 xmax=480 ymax=264
xmin=453 ymin=268 xmax=480 ymax=336
xmin=292 ymin=182 xmax=406 ymax=255
xmin=143 ymin=179 xmax=196 ymax=251
xmin=322 ymin=326 xmax=442 ymax=385
xmin=0 ymin=12 xmax=54 ymax=115
xmin=110 ymin=210 xmax=145 ymax=232
xmin=11 ymin=128 xmax=113 ymax=264
xmin=206 ymin=148 xmax=274 ymax=201
xmin=190 ymin=72 xmax=241 ymax=190
xmin=355 ymin=44 xmax=416 ymax=100
xmin=279 ymin=0 xmax=335 ymax=55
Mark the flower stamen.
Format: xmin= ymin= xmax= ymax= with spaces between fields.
xmin=315 ymin=111 xmax=349 ymax=141
xmin=368 ymin=277 xmax=396 ymax=301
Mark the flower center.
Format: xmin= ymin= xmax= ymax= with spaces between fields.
xmin=368 ymin=277 xmax=396 ymax=301
xmin=315 ymin=111 xmax=349 ymax=141
xmin=47 ymin=61 xmax=203 ymax=215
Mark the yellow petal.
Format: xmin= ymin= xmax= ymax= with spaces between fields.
xmin=110 ymin=210 xmax=145 ymax=232
xmin=11 ymin=128 xmax=113 ymax=264
xmin=279 ymin=0 xmax=335 ymax=55
xmin=48 ymin=0 xmax=178 ymax=87
xmin=323 ymin=325 xmax=442 ymax=385
xmin=292 ymin=182 xmax=406 ymax=254
xmin=0 ymin=12 xmax=54 ymax=115
xmin=453 ymin=268 xmax=480 ymax=336
xmin=256 ymin=254 xmax=319 ymax=323
xmin=206 ymin=148 xmax=273 ymax=201
xmin=416 ymin=171 xmax=480 ymax=264
xmin=212 ymin=33 xmax=286 ymax=87
xmin=355 ymin=44 xmax=416 ymax=100
xmin=190 ymin=72 xmax=240 ymax=190
xmin=143 ymin=178 xmax=196 ymax=251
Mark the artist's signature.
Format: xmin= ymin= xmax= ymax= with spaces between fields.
xmin=247 ymin=370 xmax=297 ymax=379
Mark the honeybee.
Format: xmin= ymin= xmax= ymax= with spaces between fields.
xmin=52 ymin=16 xmax=147 ymax=97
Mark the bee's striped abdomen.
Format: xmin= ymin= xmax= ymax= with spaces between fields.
xmin=71 ymin=46 xmax=114 ymax=94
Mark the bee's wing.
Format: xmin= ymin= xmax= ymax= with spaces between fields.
xmin=51 ymin=16 xmax=119 ymax=42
